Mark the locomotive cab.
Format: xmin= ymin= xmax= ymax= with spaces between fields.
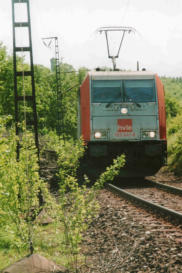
xmin=78 ymin=71 xmax=167 ymax=177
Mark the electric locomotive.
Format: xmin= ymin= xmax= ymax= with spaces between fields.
xmin=78 ymin=70 xmax=167 ymax=177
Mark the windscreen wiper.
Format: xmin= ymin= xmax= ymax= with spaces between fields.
xmin=125 ymin=94 xmax=141 ymax=108
xmin=106 ymin=102 xmax=112 ymax=108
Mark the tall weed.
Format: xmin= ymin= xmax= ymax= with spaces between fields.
xmin=0 ymin=117 xmax=51 ymax=255
xmin=54 ymin=136 xmax=125 ymax=270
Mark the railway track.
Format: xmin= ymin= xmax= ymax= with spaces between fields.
xmin=107 ymin=181 xmax=182 ymax=225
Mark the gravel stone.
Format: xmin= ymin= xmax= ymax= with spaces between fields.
xmin=80 ymin=186 xmax=182 ymax=272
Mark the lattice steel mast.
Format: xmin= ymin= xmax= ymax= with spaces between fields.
xmin=12 ymin=0 xmax=39 ymax=157
xmin=42 ymin=37 xmax=62 ymax=136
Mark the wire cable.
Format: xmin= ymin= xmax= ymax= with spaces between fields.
xmin=122 ymin=0 xmax=131 ymax=24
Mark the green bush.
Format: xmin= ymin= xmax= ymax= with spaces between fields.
xmin=165 ymin=95 xmax=181 ymax=119
xmin=167 ymin=113 xmax=182 ymax=136
xmin=0 ymin=117 xmax=51 ymax=255
xmin=167 ymin=129 xmax=182 ymax=174
xmin=53 ymin=136 xmax=125 ymax=270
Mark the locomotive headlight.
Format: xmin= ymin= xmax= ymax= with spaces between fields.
xmin=94 ymin=130 xmax=108 ymax=139
xmin=121 ymin=108 xmax=128 ymax=114
xmin=94 ymin=131 xmax=102 ymax=139
xmin=142 ymin=130 xmax=156 ymax=139
xmin=149 ymin=131 xmax=155 ymax=138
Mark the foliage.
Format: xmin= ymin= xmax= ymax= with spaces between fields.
xmin=165 ymin=94 xmax=181 ymax=119
xmin=0 ymin=42 xmax=87 ymax=139
xmin=55 ymin=138 xmax=94 ymax=268
xmin=32 ymin=62 xmax=85 ymax=138
xmin=167 ymin=128 xmax=182 ymax=174
xmin=59 ymin=64 xmax=79 ymax=138
xmin=0 ymin=116 xmax=52 ymax=255
xmin=0 ymin=41 xmax=126 ymax=268
xmin=34 ymin=64 xmax=55 ymax=132
xmin=94 ymin=154 xmax=125 ymax=190
xmin=167 ymin=113 xmax=182 ymax=136
xmin=53 ymin=135 xmax=125 ymax=270
xmin=161 ymin=77 xmax=182 ymax=174
xmin=77 ymin=67 xmax=88 ymax=85
xmin=166 ymin=104 xmax=182 ymax=174
xmin=0 ymin=43 xmax=14 ymax=116
xmin=162 ymin=77 xmax=182 ymax=102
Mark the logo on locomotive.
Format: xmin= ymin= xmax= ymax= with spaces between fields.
xmin=115 ymin=119 xmax=135 ymax=137
xmin=117 ymin=119 xmax=132 ymax=132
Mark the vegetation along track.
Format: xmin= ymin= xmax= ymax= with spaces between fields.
xmin=107 ymin=180 xmax=182 ymax=225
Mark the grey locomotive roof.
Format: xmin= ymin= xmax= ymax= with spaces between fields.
xmin=89 ymin=70 xmax=156 ymax=80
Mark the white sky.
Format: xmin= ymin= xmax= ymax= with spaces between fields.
xmin=1 ymin=0 xmax=182 ymax=76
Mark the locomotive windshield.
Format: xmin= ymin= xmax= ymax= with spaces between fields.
xmin=92 ymin=79 xmax=156 ymax=103
xmin=124 ymin=80 xmax=156 ymax=103
xmin=92 ymin=80 xmax=122 ymax=103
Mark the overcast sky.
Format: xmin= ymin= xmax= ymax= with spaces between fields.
xmin=1 ymin=0 xmax=182 ymax=76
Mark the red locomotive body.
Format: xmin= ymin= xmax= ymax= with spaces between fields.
xmin=78 ymin=71 xmax=167 ymax=178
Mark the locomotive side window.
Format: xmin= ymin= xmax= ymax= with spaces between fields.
xmin=92 ymin=80 xmax=122 ymax=103
xmin=124 ymin=80 xmax=156 ymax=103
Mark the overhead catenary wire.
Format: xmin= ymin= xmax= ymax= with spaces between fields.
xmin=121 ymin=0 xmax=131 ymax=24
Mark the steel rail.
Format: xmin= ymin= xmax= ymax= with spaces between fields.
xmin=107 ymin=183 xmax=182 ymax=224
xmin=148 ymin=180 xmax=182 ymax=196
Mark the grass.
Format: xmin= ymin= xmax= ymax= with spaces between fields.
xmin=0 ymin=222 xmax=75 ymax=270
xmin=0 ymin=231 xmax=27 ymax=269
xmin=34 ymin=223 xmax=68 ymax=265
